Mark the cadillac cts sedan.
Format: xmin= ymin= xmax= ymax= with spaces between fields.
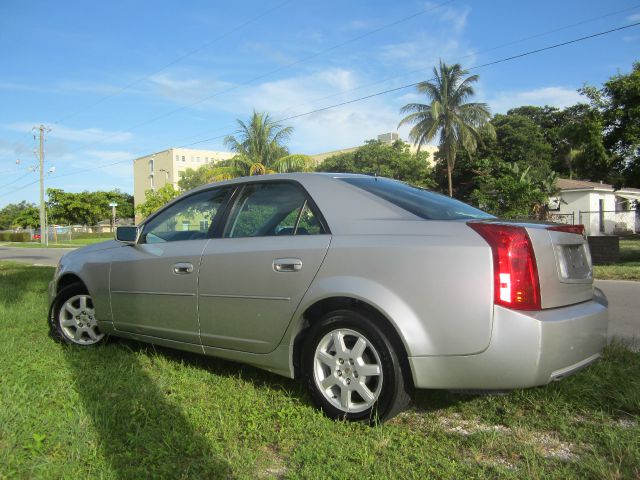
xmin=48 ymin=173 xmax=608 ymax=422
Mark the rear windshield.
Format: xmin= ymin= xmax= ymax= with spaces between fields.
xmin=339 ymin=177 xmax=494 ymax=220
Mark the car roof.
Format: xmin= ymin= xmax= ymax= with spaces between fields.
xmin=147 ymin=173 xmax=418 ymax=234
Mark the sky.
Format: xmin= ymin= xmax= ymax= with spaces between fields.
xmin=0 ymin=0 xmax=639 ymax=207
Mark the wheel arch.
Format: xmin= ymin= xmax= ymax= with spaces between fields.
xmin=57 ymin=273 xmax=87 ymax=292
xmin=292 ymin=296 xmax=414 ymax=388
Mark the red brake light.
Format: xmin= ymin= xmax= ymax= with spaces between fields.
xmin=468 ymin=222 xmax=541 ymax=311
xmin=547 ymin=224 xmax=585 ymax=237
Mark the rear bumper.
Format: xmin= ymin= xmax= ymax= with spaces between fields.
xmin=409 ymin=295 xmax=608 ymax=389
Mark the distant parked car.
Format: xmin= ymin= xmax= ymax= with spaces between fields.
xmin=48 ymin=173 xmax=608 ymax=422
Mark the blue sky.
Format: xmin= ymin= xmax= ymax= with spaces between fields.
xmin=0 ymin=0 xmax=639 ymax=207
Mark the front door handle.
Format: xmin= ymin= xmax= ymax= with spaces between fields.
xmin=273 ymin=258 xmax=302 ymax=272
xmin=173 ymin=262 xmax=194 ymax=274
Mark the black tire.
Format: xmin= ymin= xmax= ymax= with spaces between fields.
xmin=302 ymin=309 xmax=412 ymax=423
xmin=49 ymin=283 xmax=106 ymax=346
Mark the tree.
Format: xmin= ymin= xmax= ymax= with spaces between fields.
xmin=470 ymin=163 xmax=552 ymax=218
xmin=317 ymin=139 xmax=435 ymax=188
xmin=13 ymin=204 xmax=40 ymax=228
xmin=223 ymin=111 xmax=312 ymax=176
xmin=135 ymin=184 xmax=180 ymax=219
xmin=582 ymin=62 xmax=640 ymax=187
xmin=432 ymin=112 xmax=553 ymax=200
xmin=398 ymin=60 xmax=494 ymax=196
xmin=46 ymin=189 xmax=134 ymax=225
xmin=0 ymin=201 xmax=39 ymax=229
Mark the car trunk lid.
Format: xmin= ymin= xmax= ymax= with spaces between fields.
xmin=526 ymin=223 xmax=594 ymax=309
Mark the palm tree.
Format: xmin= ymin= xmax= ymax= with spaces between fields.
xmin=223 ymin=111 xmax=313 ymax=176
xmin=398 ymin=60 xmax=494 ymax=196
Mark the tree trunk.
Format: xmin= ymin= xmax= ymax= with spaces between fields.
xmin=447 ymin=164 xmax=453 ymax=197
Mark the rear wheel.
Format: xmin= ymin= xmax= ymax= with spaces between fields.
xmin=303 ymin=309 xmax=411 ymax=423
xmin=49 ymin=283 xmax=105 ymax=346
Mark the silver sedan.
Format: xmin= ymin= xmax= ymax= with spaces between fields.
xmin=48 ymin=173 xmax=608 ymax=422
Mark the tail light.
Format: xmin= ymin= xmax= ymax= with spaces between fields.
xmin=468 ymin=222 xmax=541 ymax=311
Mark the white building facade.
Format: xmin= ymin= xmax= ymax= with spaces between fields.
xmin=553 ymin=179 xmax=640 ymax=235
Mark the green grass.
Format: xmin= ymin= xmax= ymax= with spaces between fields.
xmin=1 ymin=261 xmax=638 ymax=479
xmin=594 ymin=238 xmax=640 ymax=281
xmin=0 ymin=238 xmax=110 ymax=248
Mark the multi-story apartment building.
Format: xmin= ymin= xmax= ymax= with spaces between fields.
xmin=133 ymin=147 xmax=233 ymax=219
xmin=309 ymin=133 xmax=438 ymax=165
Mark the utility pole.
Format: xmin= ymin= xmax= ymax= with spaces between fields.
xmin=34 ymin=125 xmax=51 ymax=245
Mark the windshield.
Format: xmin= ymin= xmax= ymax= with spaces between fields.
xmin=339 ymin=176 xmax=494 ymax=221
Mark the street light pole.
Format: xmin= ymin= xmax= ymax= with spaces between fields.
xmin=109 ymin=202 xmax=118 ymax=230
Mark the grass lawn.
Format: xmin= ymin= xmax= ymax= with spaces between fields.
xmin=594 ymin=238 xmax=640 ymax=281
xmin=1 ymin=261 xmax=638 ymax=479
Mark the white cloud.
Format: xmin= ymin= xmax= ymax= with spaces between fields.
xmin=377 ymin=3 xmax=475 ymax=71
xmin=147 ymin=72 xmax=234 ymax=107
xmin=236 ymin=68 xmax=404 ymax=153
xmin=627 ymin=13 xmax=640 ymax=22
xmin=487 ymin=86 xmax=584 ymax=114
xmin=3 ymin=123 xmax=132 ymax=144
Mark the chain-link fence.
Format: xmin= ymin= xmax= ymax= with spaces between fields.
xmin=1 ymin=225 xmax=126 ymax=243
xmin=578 ymin=209 xmax=640 ymax=236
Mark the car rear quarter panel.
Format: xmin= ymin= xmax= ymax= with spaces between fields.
xmin=295 ymin=221 xmax=494 ymax=356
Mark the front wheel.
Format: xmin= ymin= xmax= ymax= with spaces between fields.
xmin=49 ymin=283 xmax=106 ymax=346
xmin=302 ymin=309 xmax=411 ymax=423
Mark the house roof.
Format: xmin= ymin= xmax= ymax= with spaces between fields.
xmin=557 ymin=178 xmax=640 ymax=194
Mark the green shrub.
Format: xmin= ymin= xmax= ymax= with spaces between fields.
xmin=0 ymin=232 xmax=31 ymax=242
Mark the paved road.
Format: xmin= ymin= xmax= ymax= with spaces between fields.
xmin=0 ymin=246 xmax=73 ymax=267
xmin=1 ymin=246 xmax=638 ymax=342
xmin=595 ymin=279 xmax=640 ymax=342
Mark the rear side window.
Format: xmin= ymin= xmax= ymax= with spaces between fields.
xmin=224 ymin=182 xmax=325 ymax=238
xmin=339 ymin=177 xmax=493 ymax=220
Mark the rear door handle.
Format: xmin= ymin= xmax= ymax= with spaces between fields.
xmin=173 ymin=262 xmax=194 ymax=274
xmin=273 ymin=258 xmax=302 ymax=272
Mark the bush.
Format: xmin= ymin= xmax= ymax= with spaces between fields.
xmin=0 ymin=232 xmax=31 ymax=242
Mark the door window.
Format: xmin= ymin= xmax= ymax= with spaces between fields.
xmin=142 ymin=187 xmax=231 ymax=243
xmin=224 ymin=183 xmax=324 ymax=238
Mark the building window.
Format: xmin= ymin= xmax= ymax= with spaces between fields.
xmin=199 ymin=220 xmax=209 ymax=231
xmin=149 ymin=159 xmax=154 ymax=173
xmin=149 ymin=174 xmax=155 ymax=190
xmin=182 ymin=220 xmax=190 ymax=231
xmin=175 ymin=155 xmax=179 ymax=162
xmin=181 ymin=156 xmax=186 ymax=162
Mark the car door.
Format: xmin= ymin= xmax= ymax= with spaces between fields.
xmin=198 ymin=181 xmax=331 ymax=353
xmin=110 ymin=187 xmax=232 ymax=344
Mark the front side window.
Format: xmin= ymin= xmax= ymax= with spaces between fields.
xmin=142 ymin=187 xmax=231 ymax=243
xmin=224 ymin=182 xmax=324 ymax=238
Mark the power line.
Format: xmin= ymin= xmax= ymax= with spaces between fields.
xmin=274 ymin=4 xmax=640 ymax=118
xmin=182 ymin=21 xmax=640 ymax=148
xmin=53 ymin=0 xmax=294 ymax=125
xmin=52 ymin=0 xmax=457 ymax=150
xmin=0 ymin=179 xmax=39 ymax=200
xmin=0 ymin=171 xmax=35 ymax=190
xmin=47 ymin=20 xmax=640 ymax=182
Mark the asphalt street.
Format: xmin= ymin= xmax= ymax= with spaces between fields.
xmin=0 ymin=246 xmax=638 ymax=342
xmin=0 ymin=246 xmax=72 ymax=267
xmin=595 ymin=279 xmax=640 ymax=343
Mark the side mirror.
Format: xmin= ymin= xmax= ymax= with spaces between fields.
xmin=115 ymin=226 xmax=139 ymax=245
